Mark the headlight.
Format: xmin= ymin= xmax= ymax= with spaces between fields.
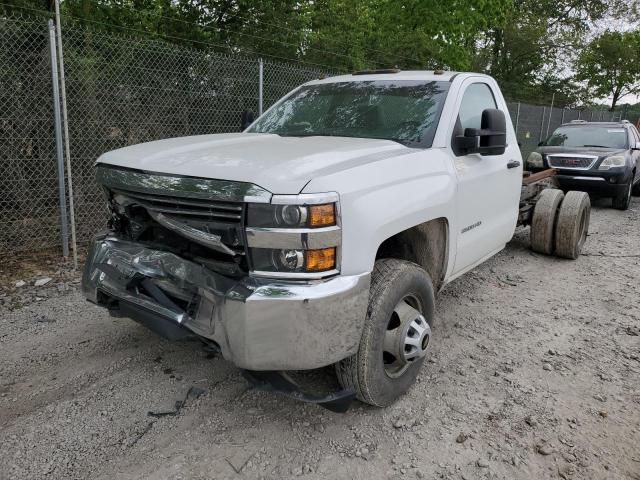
xmin=250 ymin=247 xmax=336 ymax=273
xmin=247 ymin=203 xmax=336 ymax=228
xmin=246 ymin=195 xmax=340 ymax=277
xmin=598 ymin=155 xmax=625 ymax=170
xmin=526 ymin=152 xmax=543 ymax=168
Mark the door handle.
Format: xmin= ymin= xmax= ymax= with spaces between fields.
xmin=507 ymin=160 xmax=520 ymax=169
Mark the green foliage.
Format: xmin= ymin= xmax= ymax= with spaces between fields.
xmin=304 ymin=0 xmax=510 ymax=71
xmin=476 ymin=0 xmax=630 ymax=106
xmin=2 ymin=0 xmax=639 ymax=105
xmin=576 ymin=30 xmax=640 ymax=110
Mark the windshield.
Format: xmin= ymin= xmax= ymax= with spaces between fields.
xmin=248 ymin=80 xmax=450 ymax=148
xmin=544 ymin=126 xmax=627 ymax=149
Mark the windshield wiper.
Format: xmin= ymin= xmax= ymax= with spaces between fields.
xmin=582 ymin=144 xmax=610 ymax=148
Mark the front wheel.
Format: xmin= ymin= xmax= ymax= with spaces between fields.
xmin=612 ymin=179 xmax=632 ymax=210
xmin=336 ymin=258 xmax=435 ymax=407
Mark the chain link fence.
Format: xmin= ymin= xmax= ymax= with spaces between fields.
xmin=0 ymin=13 xmax=637 ymax=258
xmin=0 ymin=15 xmax=60 ymax=254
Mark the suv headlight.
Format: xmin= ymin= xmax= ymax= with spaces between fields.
xmin=598 ymin=155 xmax=625 ymax=170
xmin=246 ymin=194 xmax=340 ymax=277
xmin=526 ymin=152 xmax=543 ymax=169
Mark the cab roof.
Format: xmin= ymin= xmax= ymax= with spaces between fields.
xmin=560 ymin=121 xmax=630 ymax=128
xmin=307 ymin=70 xmax=473 ymax=85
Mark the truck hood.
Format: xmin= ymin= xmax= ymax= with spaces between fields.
xmin=97 ymin=133 xmax=413 ymax=194
xmin=537 ymin=145 xmax=626 ymax=158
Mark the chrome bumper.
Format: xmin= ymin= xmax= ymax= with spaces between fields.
xmin=82 ymin=235 xmax=370 ymax=370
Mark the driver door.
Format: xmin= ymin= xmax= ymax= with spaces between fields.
xmin=450 ymin=80 xmax=522 ymax=274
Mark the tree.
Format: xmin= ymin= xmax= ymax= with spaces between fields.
xmin=3 ymin=0 xmax=639 ymax=106
xmin=475 ymin=0 xmax=628 ymax=104
xmin=576 ymin=30 xmax=640 ymax=110
xmin=305 ymin=0 xmax=510 ymax=72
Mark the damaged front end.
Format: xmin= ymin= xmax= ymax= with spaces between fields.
xmin=83 ymin=165 xmax=370 ymax=375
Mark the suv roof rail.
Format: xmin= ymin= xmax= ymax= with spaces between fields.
xmin=352 ymin=68 xmax=401 ymax=75
xmin=570 ymin=119 xmax=587 ymax=124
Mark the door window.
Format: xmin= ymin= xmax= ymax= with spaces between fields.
xmin=458 ymin=83 xmax=497 ymax=130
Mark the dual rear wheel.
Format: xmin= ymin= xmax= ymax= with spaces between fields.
xmin=530 ymin=189 xmax=590 ymax=259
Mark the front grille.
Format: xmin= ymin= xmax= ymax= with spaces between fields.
xmin=113 ymin=188 xmax=244 ymax=224
xmin=547 ymin=155 xmax=598 ymax=170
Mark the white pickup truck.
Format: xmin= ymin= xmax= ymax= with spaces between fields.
xmin=83 ymin=70 xmax=590 ymax=411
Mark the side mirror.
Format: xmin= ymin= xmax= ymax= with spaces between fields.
xmin=538 ymin=141 xmax=545 ymax=147
xmin=241 ymin=110 xmax=255 ymax=131
xmin=455 ymin=108 xmax=507 ymax=156
xmin=633 ymin=142 xmax=640 ymax=151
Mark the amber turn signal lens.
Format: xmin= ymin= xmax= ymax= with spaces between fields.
xmin=308 ymin=203 xmax=336 ymax=227
xmin=305 ymin=247 xmax=336 ymax=272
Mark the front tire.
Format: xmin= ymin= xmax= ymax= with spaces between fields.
xmin=336 ymin=259 xmax=435 ymax=407
xmin=612 ymin=179 xmax=632 ymax=210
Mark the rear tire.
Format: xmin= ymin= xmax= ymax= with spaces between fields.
xmin=336 ymin=259 xmax=435 ymax=407
xmin=530 ymin=189 xmax=564 ymax=255
xmin=612 ymin=179 xmax=632 ymax=210
xmin=555 ymin=191 xmax=590 ymax=259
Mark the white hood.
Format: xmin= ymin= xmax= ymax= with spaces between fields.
xmin=97 ymin=133 xmax=413 ymax=194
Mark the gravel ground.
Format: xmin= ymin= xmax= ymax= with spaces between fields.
xmin=1 ymin=197 xmax=639 ymax=480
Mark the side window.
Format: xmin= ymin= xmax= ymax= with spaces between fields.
xmin=459 ymin=83 xmax=497 ymax=130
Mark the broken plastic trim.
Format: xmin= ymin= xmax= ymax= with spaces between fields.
xmin=241 ymin=370 xmax=356 ymax=413
xmin=148 ymin=210 xmax=238 ymax=256
xmin=147 ymin=386 xmax=207 ymax=417
xmin=96 ymin=164 xmax=272 ymax=203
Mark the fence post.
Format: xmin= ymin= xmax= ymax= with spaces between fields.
xmin=258 ymin=58 xmax=264 ymax=116
xmin=514 ymin=102 xmax=520 ymax=137
xmin=561 ymin=108 xmax=565 ymax=125
xmin=48 ymin=20 xmax=69 ymax=258
xmin=546 ymin=93 xmax=555 ymax=137
xmin=55 ymin=0 xmax=78 ymax=269
xmin=539 ymin=107 xmax=546 ymax=143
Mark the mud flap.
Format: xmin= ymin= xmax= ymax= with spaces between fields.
xmin=241 ymin=370 xmax=356 ymax=413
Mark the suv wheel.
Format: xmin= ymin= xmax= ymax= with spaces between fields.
xmin=612 ymin=179 xmax=632 ymax=210
xmin=336 ymin=258 xmax=435 ymax=407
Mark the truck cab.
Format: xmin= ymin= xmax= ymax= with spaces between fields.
xmin=83 ymin=70 xmax=525 ymax=407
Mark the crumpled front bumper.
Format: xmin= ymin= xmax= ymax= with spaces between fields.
xmin=82 ymin=234 xmax=370 ymax=370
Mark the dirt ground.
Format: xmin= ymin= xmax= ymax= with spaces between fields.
xmin=1 ymin=196 xmax=639 ymax=480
